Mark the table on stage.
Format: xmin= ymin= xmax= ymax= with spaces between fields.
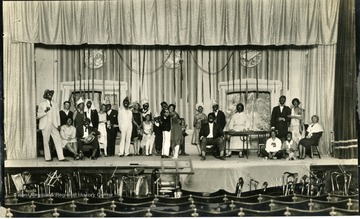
xmin=224 ymin=130 xmax=270 ymax=159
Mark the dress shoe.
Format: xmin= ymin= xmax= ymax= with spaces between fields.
xmin=91 ymin=156 xmax=97 ymax=160
xmin=59 ymin=159 xmax=69 ymax=162
xmin=180 ymin=153 xmax=189 ymax=156
xmin=218 ymin=156 xmax=226 ymax=161
xmin=45 ymin=159 xmax=53 ymax=162
xmin=200 ymin=156 xmax=206 ymax=161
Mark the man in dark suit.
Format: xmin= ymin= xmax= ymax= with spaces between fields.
xmin=85 ymin=99 xmax=99 ymax=129
xmin=77 ymin=118 xmax=100 ymax=160
xmin=106 ymin=103 xmax=118 ymax=156
xmin=199 ymin=113 xmax=226 ymax=161
xmin=211 ymin=101 xmax=226 ymax=131
xmin=270 ymin=95 xmax=291 ymax=141
xmin=59 ymin=101 xmax=74 ymax=126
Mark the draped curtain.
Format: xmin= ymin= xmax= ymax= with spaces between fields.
xmin=2 ymin=0 xmax=349 ymax=159
xmin=9 ymin=0 xmax=339 ymax=45
xmin=39 ymin=45 xmax=335 ymax=156
xmin=333 ymin=0 xmax=358 ymax=159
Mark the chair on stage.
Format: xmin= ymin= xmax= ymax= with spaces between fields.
xmin=310 ymin=132 xmax=322 ymax=159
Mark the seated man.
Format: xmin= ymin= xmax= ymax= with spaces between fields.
xmin=260 ymin=129 xmax=283 ymax=160
xmin=281 ymin=131 xmax=298 ymax=160
xmin=77 ymin=118 xmax=100 ymax=160
xmin=199 ymin=113 xmax=226 ymax=161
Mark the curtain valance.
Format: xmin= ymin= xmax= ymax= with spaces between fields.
xmin=6 ymin=0 xmax=339 ymax=46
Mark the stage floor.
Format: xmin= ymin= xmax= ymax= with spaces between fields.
xmin=4 ymin=155 xmax=358 ymax=194
xmin=4 ymin=154 xmax=358 ymax=169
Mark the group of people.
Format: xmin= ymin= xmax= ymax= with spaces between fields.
xmin=37 ymin=89 xmax=190 ymax=161
xmin=259 ymin=96 xmax=324 ymax=160
xmin=37 ymin=88 xmax=323 ymax=162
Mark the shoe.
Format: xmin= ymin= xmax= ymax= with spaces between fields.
xmin=262 ymin=157 xmax=268 ymax=161
xmin=104 ymin=154 xmax=108 ymax=157
xmin=91 ymin=156 xmax=97 ymax=160
xmin=180 ymin=153 xmax=189 ymax=156
xmin=218 ymin=156 xmax=226 ymax=161
xmin=200 ymin=156 xmax=206 ymax=161
xmin=59 ymin=159 xmax=69 ymax=162
xmin=118 ymin=154 xmax=124 ymax=157
xmin=45 ymin=159 xmax=53 ymax=162
xmin=74 ymin=155 xmax=80 ymax=160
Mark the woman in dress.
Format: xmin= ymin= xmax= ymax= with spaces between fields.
xmin=169 ymin=104 xmax=182 ymax=159
xmin=60 ymin=118 xmax=80 ymax=160
xmin=298 ymin=115 xmax=324 ymax=159
xmin=191 ymin=103 xmax=207 ymax=155
xmin=98 ymin=104 xmax=108 ymax=157
xmin=288 ymin=98 xmax=305 ymax=144
xmin=142 ymin=114 xmax=154 ymax=156
xmin=131 ymin=102 xmax=143 ymax=155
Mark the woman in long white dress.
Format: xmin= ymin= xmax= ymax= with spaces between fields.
xmin=288 ymin=98 xmax=305 ymax=144
xmin=98 ymin=104 xmax=108 ymax=156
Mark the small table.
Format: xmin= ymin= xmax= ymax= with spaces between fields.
xmin=224 ymin=130 xmax=270 ymax=159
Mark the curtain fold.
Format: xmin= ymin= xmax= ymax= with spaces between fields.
xmin=4 ymin=7 xmax=37 ymax=159
xmin=8 ymin=0 xmax=339 ymax=45
xmin=333 ymin=0 xmax=358 ymax=159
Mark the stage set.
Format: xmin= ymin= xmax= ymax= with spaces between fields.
xmin=2 ymin=0 xmax=359 ymax=217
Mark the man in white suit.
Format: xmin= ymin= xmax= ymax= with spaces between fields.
xmin=37 ymin=89 xmax=68 ymax=162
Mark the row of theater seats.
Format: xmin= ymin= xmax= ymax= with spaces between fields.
xmin=4 ymin=205 xmax=359 ymax=217
xmin=4 ymin=192 xmax=359 ymax=217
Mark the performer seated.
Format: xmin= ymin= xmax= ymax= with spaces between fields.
xmin=77 ymin=118 xmax=100 ymax=160
xmin=199 ymin=113 xmax=226 ymax=161
xmin=281 ymin=131 xmax=298 ymax=160
xmin=227 ymin=103 xmax=249 ymax=156
xmin=60 ymin=118 xmax=80 ymax=160
xmin=260 ymin=129 xmax=283 ymax=160
xmin=298 ymin=115 xmax=323 ymax=159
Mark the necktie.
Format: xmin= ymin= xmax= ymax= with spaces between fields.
xmin=50 ymin=101 xmax=52 ymax=107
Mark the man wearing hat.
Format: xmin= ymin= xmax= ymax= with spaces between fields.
xmin=73 ymin=97 xmax=86 ymax=159
xmin=118 ymin=96 xmax=133 ymax=156
xmin=85 ymin=99 xmax=99 ymax=129
xmin=37 ymin=89 xmax=68 ymax=162
xmin=141 ymin=99 xmax=152 ymax=120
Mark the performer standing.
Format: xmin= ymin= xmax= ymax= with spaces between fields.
xmin=37 ymin=89 xmax=68 ymax=162
xmin=141 ymin=99 xmax=152 ymax=120
xmin=98 ymin=103 xmax=108 ymax=157
xmin=85 ymin=99 xmax=99 ymax=129
xmin=191 ymin=103 xmax=207 ymax=155
xmin=211 ymin=100 xmax=227 ymax=131
xmin=106 ymin=103 xmax=118 ymax=156
xmin=59 ymin=101 xmax=74 ymax=126
xmin=270 ymin=95 xmax=291 ymax=141
xmin=73 ymin=97 xmax=86 ymax=159
xmin=118 ymin=97 xmax=133 ymax=157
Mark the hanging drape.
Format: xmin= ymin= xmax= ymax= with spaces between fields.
xmin=39 ymin=45 xmax=335 ymax=156
xmin=2 ymin=0 xmax=348 ymax=159
xmin=333 ymin=0 xmax=358 ymax=159
xmin=8 ymin=0 xmax=339 ymax=46
xmin=4 ymin=6 xmax=37 ymax=159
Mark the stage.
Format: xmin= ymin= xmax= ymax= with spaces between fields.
xmin=4 ymin=154 xmax=358 ymax=195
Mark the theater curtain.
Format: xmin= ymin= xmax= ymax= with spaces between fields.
xmin=42 ymin=45 xmax=335 ymax=156
xmin=333 ymin=0 xmax=358 ymax=159
xmin=8 ymin=0 xmax=339 ymax=46
xmin=4 ymin=7 xmax=37 ymax=159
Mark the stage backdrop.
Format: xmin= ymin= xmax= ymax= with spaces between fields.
xmin=35 ymin=45 xmax=335 ymax=156
xmin=3 ymin=0 xmax=357 ymax=160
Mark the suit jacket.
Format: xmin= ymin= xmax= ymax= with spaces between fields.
xmin=106 ymin=109 xmax=118 ymax=131
xmin=59 ymin=110 xmax=74 ymax=126
xmin=270 ymin=105 xmax=291 ymax=137
xmin=199 ymin=122 xmax=224 ymax=140
xmin=37 ymin=100 xmax=60 ymax=130
xmin=212 ymin=110 xmax=226 ymax=131
xmin=85 ymin=109 xmax=99 ymax=129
